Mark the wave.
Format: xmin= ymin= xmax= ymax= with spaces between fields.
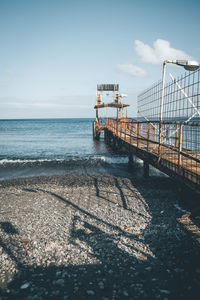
xmin=0 ymin=155 xmax=128 ymax=168
xmin=0 ymin=155 xmax=129 ymax=181
xmin=0 ymin=158 xmax=65 ymax=165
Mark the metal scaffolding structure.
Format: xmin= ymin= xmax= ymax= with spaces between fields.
xmin=93 ymin=84 xmax=129 ymax=139
xmin=138 ymin=69 xmax=200 ymax=122
xmin=137 ymin=69 xmax=200 ymax=153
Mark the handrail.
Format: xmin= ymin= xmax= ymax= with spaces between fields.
xmin=105 ymin=118 xmax=200 ymax=166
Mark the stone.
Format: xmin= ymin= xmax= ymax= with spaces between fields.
xmin=98 ymin=281 xmax=104 ymax=289
xmin=55 ymin=279 xmax=64 ymax=286
xmin=174 ymin=268 xmax=184 ymax=273
xmin=160 ymin=290 xmax=170 ymax=294
xmin=123 ymin=290 xmax=129 ymax=296
xmin=87 ymin=290 xmax=95 ymax=295
xmin=20 ymin=282 xmax=30 ymax=289
xmin=56 ymin=271 xmax=62 ymax=277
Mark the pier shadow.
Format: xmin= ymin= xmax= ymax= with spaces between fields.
xmin=0 ymin=217 xmax=155 ymax=299
xmin=0 ymin=164 xmax=200 ymax=299
xmin=0 ymin=222 xmax=19 ymax=235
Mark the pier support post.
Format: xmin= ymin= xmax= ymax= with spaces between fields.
xmin=93 ymin=122 xmax=97 ymax=139
xmin=106 ymin=131 xmax=111 ymax=145
xmin=128 ymin=152 xmax=134 ymax=168
xmin=104 ymin=129 xmax=107 ymax=141
xmin=113 ymin=137 xmax=116 ymax=150
xmin=93 ymin=121 xmax=95 ymax=138
xmin=143 ymin=161 xmax=149 ymax=178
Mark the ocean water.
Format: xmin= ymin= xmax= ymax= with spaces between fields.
xmin=0 ymin=118 xmax=128 ymax=181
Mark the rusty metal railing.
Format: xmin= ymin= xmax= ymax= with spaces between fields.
xmin=105 ymin=118 xmax=200 ymax=187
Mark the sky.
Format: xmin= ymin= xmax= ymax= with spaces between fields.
xmin=0 ymin=0 xmax=200 ymax=119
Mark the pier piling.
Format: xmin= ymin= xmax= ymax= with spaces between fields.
xmin=143 ymin=161 xmax=149 ymax=178
xmin=128 ymin=152 xmax=134 ymax=168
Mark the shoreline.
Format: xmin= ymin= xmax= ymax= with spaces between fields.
xmin=0 ymin=167 xmax=200 ymax=299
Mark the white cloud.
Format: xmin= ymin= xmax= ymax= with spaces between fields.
xmin=134 ymin=39 xmax=193 ymax=64
xmin=117 ymin=64 xmax=147 ymax=77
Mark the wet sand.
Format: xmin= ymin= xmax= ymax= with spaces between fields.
xmin=0 ymin=164 xmax=200 ymax=299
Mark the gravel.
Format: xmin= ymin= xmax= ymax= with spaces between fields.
xmin=0 ymin=165 xmax=200 ymax=299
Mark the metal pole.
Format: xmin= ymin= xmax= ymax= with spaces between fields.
xmin=130 ymin=122 xmax=132 ymax=145
xmin=125 ymin=121 xmax=127 ymax=142
xmin=178 ymin=123 xmax=183 ymax=168
xmin=175 ymin=124 xmax=178 ymax=148
xmin=96 ymin=108 xmax=99 ymax=122
xmin=137 ymin=122 xmax=139 ymax=148
xmin=160 ymin=61 xmax=167 ymax=123
xmin=159 ymin=61 xmax=167 ymax=154
xmin=147 ymin=122 xmax=150 ymax=151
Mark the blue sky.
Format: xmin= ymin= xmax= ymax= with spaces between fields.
xmin=0 ymin=0 xmax=200 ymax=118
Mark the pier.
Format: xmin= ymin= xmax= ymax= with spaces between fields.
xmin=93 ymin=77 xmax=200 ymax=194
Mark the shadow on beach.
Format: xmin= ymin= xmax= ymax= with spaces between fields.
xmin=0 ymin=159 xmax=200 ymax=299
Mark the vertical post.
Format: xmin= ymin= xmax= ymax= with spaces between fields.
xmin=143 ymin=161 xmax=149 ymax=178
xmin=137 ymin=122 xmax=139 ymax=148
xmin=117 ymin=108 xmax=121 ymax=120
xmin=93 ymin=121 xmax=96 ymax=139
xmin=113 ymin=137 xmax=116 ymax=150
xmin=147 ymin=122 xmax=150 ymax=151
xmin=125 ymin=121 xmax=127 ymax=142
xmin=178 ymin=123 xmax=183 ymax=168
xmin=175 ymin=124 xmax=178 ymax=148
xmin=158 ymin=122 xmax=162 ymax=157
xmin=96 ymin=92 xmax=101 ymax=123
xmin=96 ymin=108 xmax=99 ymax=122
xmin=159 ymin=61 xmax=167 ymax=155
xmin=159 ymin=123 xmax=162 ymax=155
xmin=128 ymin=152 xmax=134 ymax=168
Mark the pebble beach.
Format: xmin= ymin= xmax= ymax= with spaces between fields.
xmin=0 ymin=164 xmax=200 ymax=300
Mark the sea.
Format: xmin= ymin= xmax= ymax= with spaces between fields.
xmin=0 ymin=118 xmax=129 ymax=181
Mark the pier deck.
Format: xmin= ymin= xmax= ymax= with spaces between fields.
xmin=97 ymin=118 xmax=200 ymax=194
